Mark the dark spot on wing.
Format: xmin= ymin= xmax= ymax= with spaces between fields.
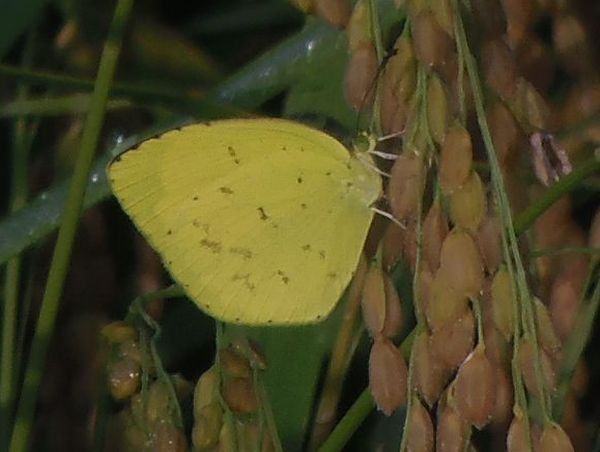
xmin=219 ymin=186 xmax=234 ymax=195
xmin=277 ymin=270 xmax=290 ymax=284
xmin=282 ymin=146 xmax=287 ymax=151
xmin=229 ymin=247 xmax=254 ymax=260
xmin=319 ymin=250 xmax=326 ymax=259
xmin=300 ymin=203 xmax=307 ymax=209
xmin=327 ymin=272 xmax=338 ymax=279
xmin=233 ymin=273 xmax=255 ymax=291
xmin=228 ymin=145 xmax=240 ymax=164
xmin=193 ymin=195 xmax=199 ymax=201
xmin=200 ymin=239 xmax=222 ymax=253
xmin=258 ymin=207 xmax=269 ymax=221
xmin=346 ymin=181 xmax=353 ymax=188
xmin=301 ymin=244 xmax=311 ymax=251
xmin=114 ymin=155 xmax=122 ymax=162
xmin=167 ymin=229 xmax=172 ymax=235
xmin=300 ymin=147 xmax=305 ymax=152
xmin=325 ymin=171 xmax=332 ymax=176
xmin=297 ymin=176 xmax=303 ymax=184
xmin=204 ymin=121 xmax=212 ymax=126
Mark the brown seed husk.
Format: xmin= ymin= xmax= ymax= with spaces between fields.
xmin=589 ymin=207 xmax=600 ymax=249
xmin=380 ymin=36 xmax=416 ymax=135
xmin=361 ymin=262 xmax=388 ymax=336
xmin=491 ymin=268 xmax=515 ymax=341
xmin=553 ymin=14 xmax=592 ymax=76
xmin=427 ymin=74 xmax=449 ymax=145
xmin=436 ymin=401 xmax=469 ymax=452
xmin=402 ymin=220 xmax=419 ymax=273
xmin=192 ymin=402 xmax=223 ymax=450
xmin=153 ymin=421 xmax=187 ymax=452
xmin=369 ymin=337 xmax=408 ymax=415
xmin=537 ymin=423 xmax=575 ymax=452
xmin=490 ymin=365 xmax=514 ymax=426
xmin=449 ymin=171 xmax=487 ymax=232
xmin=194 ymin=366 xmax=218 ymax=413
xmin=511 ymin=78 xmax=549 ymax=131
xmin=430 ymin=0 xmax=454 ymax=36
xmin=476 ymin=213 xmax=503 ymax=274
xmin=549 ymin=272 xmax=581 ymax=341
xmin=439 ymin=229 xmax=484 ymax=298
xmin=426 ymin=270 xmax=469 ymax=332
xmin=382 ymin=223 xmax=405 ymax=271
xmin=220 ymin=347 xmax=252 ymax=379
xmin=345 ymin=42 xmax=378 ymax=111
xmin=217 ymin=420 xmax=236 ymax=452
xmin=429 ymin=310 xmax=475 ymax=370
xmin=503 ymin=0 xmax=534 ymax=47
xmin=382 ymin=274 xmax=404 ymax=339
xmin=380 ymin=83 xmax=408 ymax=137
xmin=406 ymin=396 xmax=434 ymax=452
xmin=387 ymin=153 xmax=424 ymax=222
xmin=506 ymin=408 xmax=532 ymax=452
xmin=533 ymin=297 xmax=561 ymax=357
xmin=487 ymin=101 xmax=521 ymax=169
xmin=102 ymin=321 xmax=138 ymax=344
xmin=412 ymin=10 xmax=455 ymax=71
xmin=108 ymin=357 xmax=141 ymax=401
xmin=314 ymin=0 xmax=351 ymax=28
xmin=516 ymin=35 xmax=554 ymax=94
xmin=518 ymin=337 xmax=557 ymax=398
xmin=482 ymin=39 xmax=518 ymax=100
xmin=439 ymin=125 xmax=473 ymax=195
xmin=453 ymin=345 xmax=496 ymax=429
xmin=347 ymin=0 xmax=370 ymax=51
xmin=222 ymin=377 xmax=258 ymax=415
xmin=117 ymin=338 xmax=143 ymax=365
xmin=413 ymin=331 xmax=450 ymax=406
xmin=470 ymin=0 xmax=506 ymax=39
xmin=146 ymin=380 xmax=172 ymax=424
xmin=423 ymin=202 xmax=449 ymax=272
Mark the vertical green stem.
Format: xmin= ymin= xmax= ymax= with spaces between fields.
xmin=453 ymin=2 xmax=551 ymax=424
xmin=0 ymin=29 xmax=37 ymax=451
xmin=8 ymin=1 xmax=134 ymax=450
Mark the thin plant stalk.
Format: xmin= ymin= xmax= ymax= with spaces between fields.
xmin=0 ymin=28 xmax=37 ymax=451
xmin=8 ymin=0 xmax=134 ymax=450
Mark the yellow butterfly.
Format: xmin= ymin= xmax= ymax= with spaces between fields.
xmin=108 ymin=118 xmax=381 ymax=325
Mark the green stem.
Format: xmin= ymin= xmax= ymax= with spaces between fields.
xmin=553 ymin=262 xmax=600 ymax=418
xmin=0 ymin=28 xmax=36 ymax=451
xmin=454 ymin=2 xmax=551 ymax=423
xmin=513 ymin=153 xmax=600 ymax=235
xmin=8 ymin=1 xmax=134 ymax=450
xmin=529 ymin=246 xmax=600 ymax=258
xmin=317 ymin=389 xmax=375 ymax=452
xmin=0 ymin=63 xmax=236 ymax=118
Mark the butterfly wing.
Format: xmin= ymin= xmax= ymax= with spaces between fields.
xmin=108 ymin=119 xmax=381 ymax=324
